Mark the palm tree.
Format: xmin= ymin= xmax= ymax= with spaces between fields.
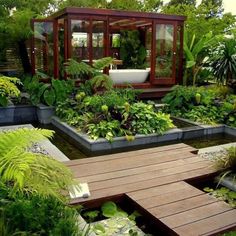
xmin=183 ymin=31 xmax=218 ymax=86
xmin=211 ymin=39 xmax=236 ymax=86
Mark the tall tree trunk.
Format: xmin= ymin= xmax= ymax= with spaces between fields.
xmin=18 ymin=40 xmax=31 ymax=74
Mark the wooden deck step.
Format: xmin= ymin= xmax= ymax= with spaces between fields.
xmin=67 ymin=143 xmax=236 ymax=235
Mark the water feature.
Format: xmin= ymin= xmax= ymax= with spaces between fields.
xmin=35 ymin=124 xmax=88 ymax=160
xmin=36 ymin=125 xmax=236 ymax=160
xmin=184 ymin=133 xmax=236 ymax=149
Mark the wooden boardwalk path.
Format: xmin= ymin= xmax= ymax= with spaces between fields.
xmin=66 ymin=143 xmax=236 ymax=235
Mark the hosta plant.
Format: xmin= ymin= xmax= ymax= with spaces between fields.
xmin=0 ymin=75 xmax=21 ymax=106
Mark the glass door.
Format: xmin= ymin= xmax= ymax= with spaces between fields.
xmin=31 ymin=20 xmax=58 ymax=78
xmin=152 ymin=21 xmax=177 ymax=85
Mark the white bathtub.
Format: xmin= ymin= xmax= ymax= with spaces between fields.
xmin=109 ymin=69 xmax=150 ymax=84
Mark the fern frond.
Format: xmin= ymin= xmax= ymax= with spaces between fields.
xmin=0 ymin=149 xmax=35 ymax=188
xmin=0 ymin=128 xmax=77 ymax=201
xmin=0 ymin=128 xmax=54 ymax=157
xmin=93 ymin=57 xmax=114 ymax=70
xmin=90 ymin=74 xmax=113 ymax=91
xmin=23 ymin=154 xmax=77 ymax=201
xmin=65 ymin=59 xmax=94 ymax=80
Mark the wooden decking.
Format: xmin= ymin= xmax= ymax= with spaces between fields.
xmin=66 ymin=143 xmax=236 ymax=235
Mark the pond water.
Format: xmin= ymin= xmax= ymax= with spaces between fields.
xmin=36 ymin=124 xmax=88 ymax=160
xmin=184 ymin=133 xmax=236 ymax=149
xmin=172 ymin=117 xmax=197 ymax=128
xmin=36 ymin=124 xmax=236 ymax=160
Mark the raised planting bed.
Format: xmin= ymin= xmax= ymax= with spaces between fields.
xmin=0 ymin=104 xmax=37 ymax=125
xmin=51 ymin=116 xmax=236 ymax=155
xmin=0 ymin=104 xmax=55 ymax=126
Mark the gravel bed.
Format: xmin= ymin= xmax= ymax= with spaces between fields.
xmin=199 ymin=149 xmax=228 ymax=161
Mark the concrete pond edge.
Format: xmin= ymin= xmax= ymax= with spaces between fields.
xmin=51 ymin=116 xmax=236 ymax=153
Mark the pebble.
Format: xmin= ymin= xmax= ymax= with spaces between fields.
xmin=29 ymin=143 xmax=49 ymax=155
xmin=199 ymin=149 xmax=228 ymax=161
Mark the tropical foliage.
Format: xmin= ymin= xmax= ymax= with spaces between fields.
xmin=183 ymin=31 xmax=219 ymax=85
xmin=162 ymin=85 xmax=236 ymax=126
xmin=211 ymin=39 xmax=236 ymax=87
xmin=56 ymin=89 xmax=174 ymax=141
xmin=65 ymin=57 xmax=114 ymax=93
xmin=0 ymin=128 xmax=77 ymax=199
xmin=0 ymin=127 xmax=81 ymax=235
xmin=120 ymin=30 xmax=147 ymax=69
xmin=23 ymin=74 xmax=74 ymax=106
xmin=0 ymin=75 xmax=21 ymax=106
xmin=0 ymin=191 xmax=80 ymax=235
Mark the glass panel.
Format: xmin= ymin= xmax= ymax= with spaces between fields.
xmin=175 ymin=24 xmax=181 ymax=82
xmin=34 ymin=21 xmax=54 ymax=76
xmin=109 ymin=18 xmax=152 ymax=72
xmin=145 ymin=26 xmax=152 ymax=71
xmin=155 ymin=24 xmax=174 ymax=78
xmin=71 ymin=20 xmax=89 ymax=62
xmin=92 ymin=21 xmax=104 ymax=59
xmin=58 ymin=19 xmax=65 ymax=79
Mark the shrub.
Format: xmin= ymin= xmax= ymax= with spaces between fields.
xmin=24 ymin=75 xmax=74 ymax=106
xmin=162 ymin=85 xmax=236 ymax=126
xmin=1 ymin=191 xmax=79 ymax=236
xmin=0 ymin=128 xmax=81 ymax=235
xmin=124 ymin=102 xmax=174 ymax=135
xmin=0 ymin=75 xmax=21 ymax=106
xmin=56 ymin=90 xmax=174 ymax=141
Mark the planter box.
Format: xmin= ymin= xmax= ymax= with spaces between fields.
xmin=51 ymin=116 xmax=184 ymax=154
xmin=37 ymin=104 xmax=55 ymax=124
xmin=51 ymin=116 xmax=236 ymax=155
xmin=0 ymin=105 xmax=37 ymax=125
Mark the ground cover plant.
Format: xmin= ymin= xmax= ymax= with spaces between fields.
xmin=56 ymin=87 xmax=174 ymax=141
xmin=162 ymin=85 xmax=236 ymax=127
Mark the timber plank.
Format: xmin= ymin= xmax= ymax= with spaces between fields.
xmin=174 ymin=210 xmax=236 ymax=236
xmin=161 ymin=201 xmax=232 ymax=228
xmin=149 ymin=194 xmax=218 ymax=219
xmin=70 ymin=149 xmax=199 ymax=177
xmin=72 ymin=167 xmax=216 ymax=204
xmin=76 ymin=156 xmax=203 ymax=182
xmin=66 ymin=143 xmax=196 ymax=166
xmin=131 ymin=185 xmax=203 ymax=208
xmin=87 ymin=160 xmax=210 ymax=191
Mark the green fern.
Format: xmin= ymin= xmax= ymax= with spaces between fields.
xmin=90 ymin=74 xmax=113 ymax=91
xmin=0 ymin=128 xmax=77 ymax=201
xmin=0 ymin=75 xmax=21 ymax=106
xmin=65 ymin=59 xmax=93 ymax=80
xmin=93 ymin=57 xmax=114 ymax=71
